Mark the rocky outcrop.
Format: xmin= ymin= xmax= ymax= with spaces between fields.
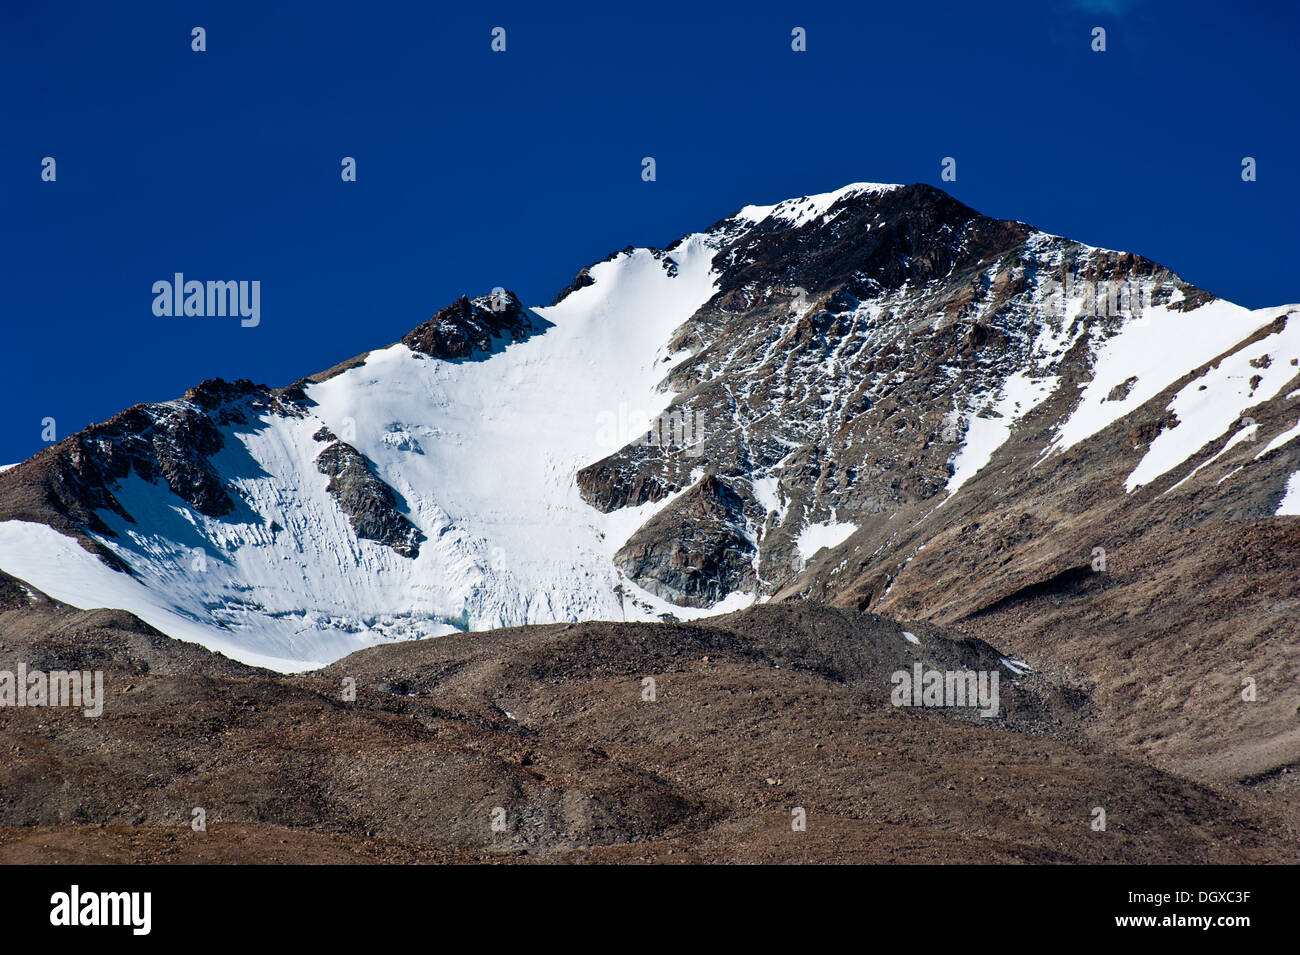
xmin=401 ymin=289 xmax=543 ymax=360
xmin=313 ymin=435 xmax=423 ymax=558
xmin=549 ymin=267 xmax=596 ymax=305
xmin=614 ymin=474 xmax=757 ymax=606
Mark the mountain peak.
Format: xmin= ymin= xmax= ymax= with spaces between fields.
xmin=401 ymin=288 xmax=544 ymax=361
xmin=729 ymin=182 xmax=904 ymax=229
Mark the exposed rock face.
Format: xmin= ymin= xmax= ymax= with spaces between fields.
xmin=0 ymin=378 xmax=306 ymax=543
xmin=54 ymin=402 xmax=230 ymax=524
xmin=549 ymin=267 xmax=596 ymax=305
xmin=706 ymin=182 xmax=1032 ymax=302
xmin=313 ymin=438 xmax=423 ymax=558
xmin=401 ymin=289 xmax=544 ymax=360
xmin=614 ymin=474 xmax=757 ymax=606
xmin=579 ymin=184 xmax=1214 ymax=600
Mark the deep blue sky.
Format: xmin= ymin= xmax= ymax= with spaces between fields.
xmin=2 ymin=0 xmax=1296 ymax=464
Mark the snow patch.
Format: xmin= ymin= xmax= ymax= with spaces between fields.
xmin=1000 ymin=658 xmax=1032 ymax=676
xmin=942 ymin=308 xmax=1077 ymax=498
xmin=1048 ymin=301 xmax=1285 ymax=459
xmin=733 ymin=183 xmax=901 ymax=229
xmin=750 ymin=474 xmax=789 ymax=525
xmin=1163 ymin=422 xmax=1258 ymax=494
xmin=1255 ymin=419 xmax=1300 ymax=460
xmin=795 ymin=520 xmax=857 ymax=561
xmin=944 ymin=367 xmax=1059 ymax=497
xmin=1277 ymin=471 xmax=1300 ymax=516
xmin=1125 ymin=314 xmax=1300 ymax=491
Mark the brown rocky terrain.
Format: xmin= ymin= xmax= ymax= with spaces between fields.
xmin=1 ymin=572 xmax=1294 ymax=864
xmin=779 ymin=320 xmax=1300 ymax=791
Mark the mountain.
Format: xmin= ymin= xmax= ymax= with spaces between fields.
xmin=0 ymin=182 xmax=1296 ymax=696
xmin=2 ymin=180 xmax=1299 ymax=858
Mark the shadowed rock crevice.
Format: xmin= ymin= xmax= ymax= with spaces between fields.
xmin=965 ymin=565 xmax=1103 ymax=618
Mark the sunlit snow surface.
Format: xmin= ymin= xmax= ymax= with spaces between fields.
xmin=733 ymin=182 xmax=901 ymax=229
xmin=0 ymin=238 xmax=735 ymax=670
xmin=1123 ymin=310 xmax=1300 ymax=491
xmin=1278 ymin=471 xmax=1300 ymax=516
xmin=795 ymin=520 xmax=858 ymax=562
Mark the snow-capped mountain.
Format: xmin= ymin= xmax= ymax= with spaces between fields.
xmin=1 ymin=181 xmax=1297 ymax=672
